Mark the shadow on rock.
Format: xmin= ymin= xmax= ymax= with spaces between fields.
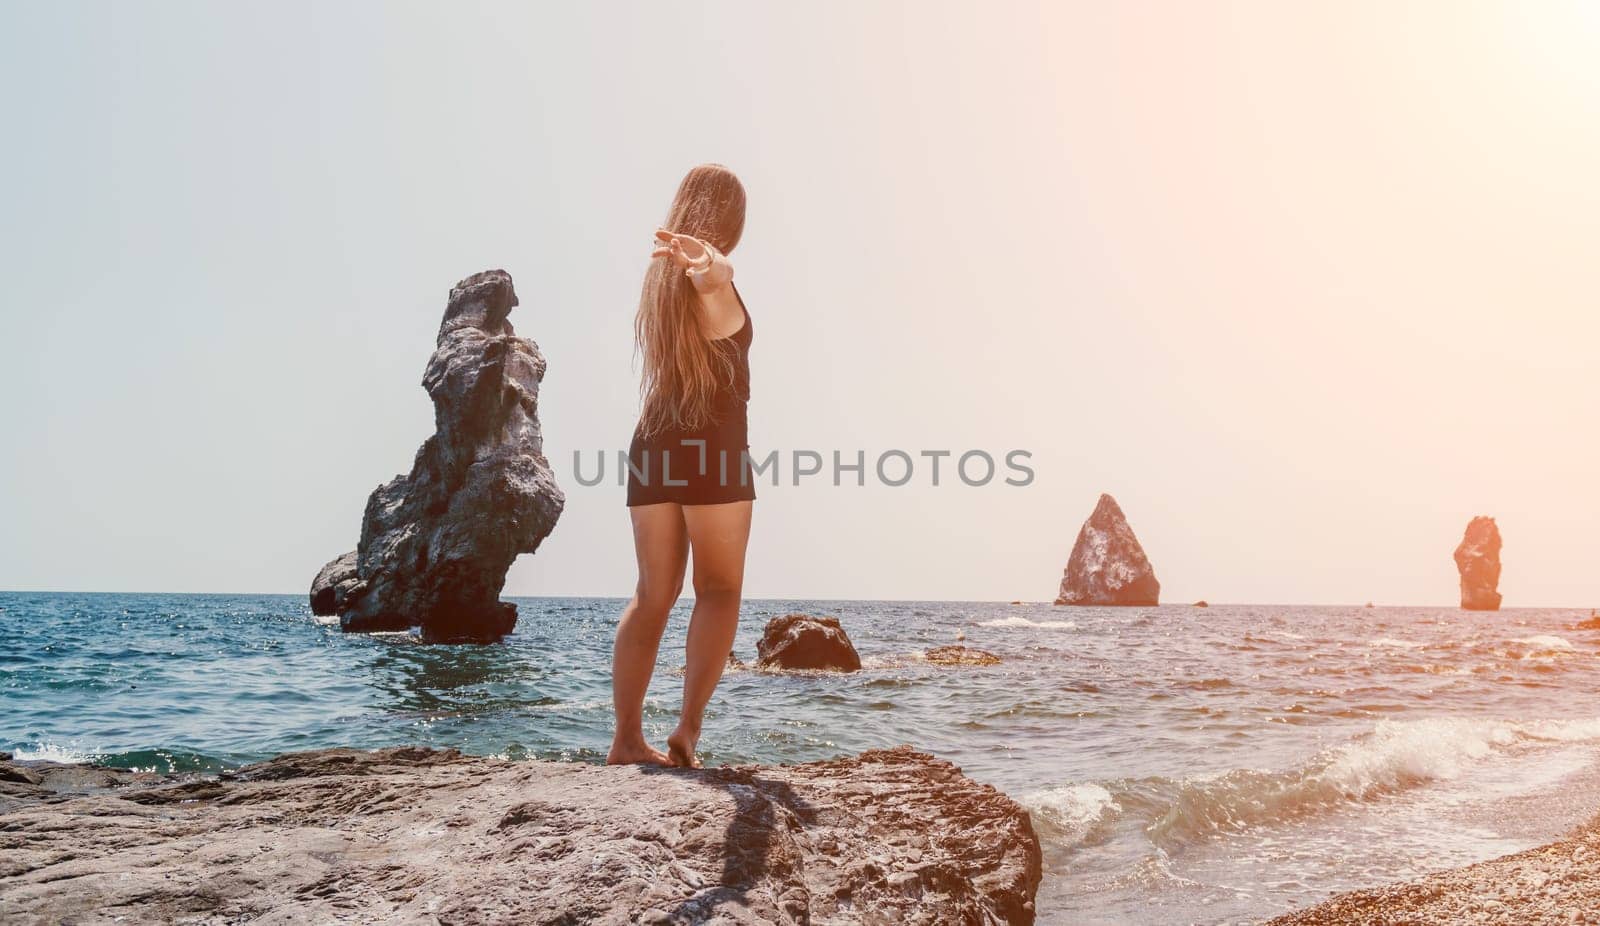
xmin=642 ymin=765 xmax=820 ymax=923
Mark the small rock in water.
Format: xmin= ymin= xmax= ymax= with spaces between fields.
xmin=1193 ymin=600 xmax=1209 ymax=608
xmin=307 ymin=551 xmax=358 ymax=616
xmin=756 ymin=614 xmax=862 ymax=672
xmin=925 ymin=645 xmax=1001 ymax=667
xmin=1053 ymin=493 xmax=1160 ymax=606
xmin=1454 ymin=516 xmax=1503 ymax=611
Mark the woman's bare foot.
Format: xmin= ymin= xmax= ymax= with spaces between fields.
xmin=666 ymin=723 xmax=701 ymax=769
xmin=606 ymin=738 xmax=671 ymax=766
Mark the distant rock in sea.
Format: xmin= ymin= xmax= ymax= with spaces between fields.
xmin=925 ymin=645 xmax=1002 ymax=666
xmin=312 ymin=270 xmax=564 ymax=642
xmin=1453 ymin=516 xmax=1503 ymax=611
xmin=756 ymin=614 xmax=862 ymax=672
xmin=1053 ymin=494 xmax=1161 ymax=606
xmin=0 ymin=746 xmax=1042 ymax=924
xmin=1193 ymin=600 xmax=1209 ymax=608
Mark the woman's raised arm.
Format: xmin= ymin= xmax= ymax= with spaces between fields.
xmin=651 ymin=229 xmax=741 ymax=334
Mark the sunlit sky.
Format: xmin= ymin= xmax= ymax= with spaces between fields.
xmin=3 ymin=2 xmax=1597 ymax=605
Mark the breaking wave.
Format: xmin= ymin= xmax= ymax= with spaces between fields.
xmin=979 ymin=616 xmax=1079 ymax=630
xmin=1020 ymin=716 xmax=1600 ymax=855
xmin=1025 ymin=782 xmax=1122 ymax=848
xmin=1143 ymin=716 xmax=1600 ymax=845
xmin=1509 ymin=635 xmax=1578 ymax=655
xmin=9 ymin=743 xmax=233 ymax=773
xmin=1369 ymin=637 xmax=1424 ymax=649
xmin=10 ymin=742 xmax=98 ymax=764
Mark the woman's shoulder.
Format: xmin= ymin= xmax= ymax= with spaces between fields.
xmin=731 ymin=283 xmax=751 ymax=332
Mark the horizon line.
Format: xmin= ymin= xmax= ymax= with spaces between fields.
xmin=0 ymin=589 xmax=1593 ymax=611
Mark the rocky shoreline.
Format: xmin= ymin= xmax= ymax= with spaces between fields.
xmin=1267 ymin=810 xmax=1600 ymax=925
xmin=0 ymin=745 xmax=1041 ymax=925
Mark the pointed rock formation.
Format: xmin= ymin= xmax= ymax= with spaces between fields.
xmin=1453 ymin=516 xmax=1502 ymax=611
xmin=1054 ymin=494 xmax=1160 ymax=606
xmin=313 ymin=270 xmax=564 ymax=642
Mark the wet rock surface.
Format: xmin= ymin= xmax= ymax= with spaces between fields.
xmin=1454 ymin=515 xmax=1503 ymax=611
xmin=756 ymin=614 xmax=863 ymax=672
xmin=925 ymin=645 xmax=1002 ymax=666
xmin=1267 ymin=810 xmax=1600 ymax=926
xmin=314 ymin=270 xmax=564 ymax=642
xmin=0 ymin=746 xmax=1041 ymax=925
xmin=1054 ymin=494 xmax=1161 ymax=606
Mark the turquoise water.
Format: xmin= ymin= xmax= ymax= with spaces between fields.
xmin=6 ymin=592 xmax=1600 ymax=924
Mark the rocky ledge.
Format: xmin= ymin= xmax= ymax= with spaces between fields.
xmin=0 ymin=746 xmax=1041 ymax=925
xmin=1267 ymin=810 xmax=1600 ymax=926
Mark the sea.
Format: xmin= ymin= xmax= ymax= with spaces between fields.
xmin=5 ymin=593 xmax=1599 ymax=924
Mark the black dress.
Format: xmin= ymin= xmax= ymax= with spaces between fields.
xmin=626 ymin=284 xmax=756 ymax=507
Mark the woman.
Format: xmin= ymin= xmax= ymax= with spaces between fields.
xmin=608 ymin=164 xmax=755 ymax=769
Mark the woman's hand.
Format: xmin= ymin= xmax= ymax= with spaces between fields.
xmin=652 ymin=229 xmax=713 ymax=272
xmin=652 ymin=228 xmax=734 ymax=293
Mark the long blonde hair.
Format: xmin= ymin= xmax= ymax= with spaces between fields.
xmin=635 ymin=164 xmax=747 ymax=437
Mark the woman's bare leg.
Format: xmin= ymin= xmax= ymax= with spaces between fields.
xmin=667 ymin=500 xmax=753 ymax=768
xmin=608 ymin=503 xmax=689 ymax=765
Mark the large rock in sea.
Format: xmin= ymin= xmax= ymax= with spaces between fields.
xmin=1453 ymin=515 xmax=1502 ymax=611
xmin=0 ymin=746 xmax=1042 ymax=924
xmin=756 ymin=614 xmax=863 ymax=671
xmin=313 ymin=270 xmax=564 ymax=642
xmin=1054 ymin=493 xmax=1160 ymax=606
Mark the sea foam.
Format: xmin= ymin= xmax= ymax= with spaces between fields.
xmin=979 ymin=616 xmax=1079 ymax=630
xmin=1026 ymin=782 xmax=1122 ymax=847
xmin=1146 ymin=715 xmax=1600 ymax=845
xmin=1510 ymin=635 xmax=1578 ymax=654
xmin=1369 ymin=637 xmax=1424 ymax=649
xmin=10 ymin=742 xmax=99 ymax=764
